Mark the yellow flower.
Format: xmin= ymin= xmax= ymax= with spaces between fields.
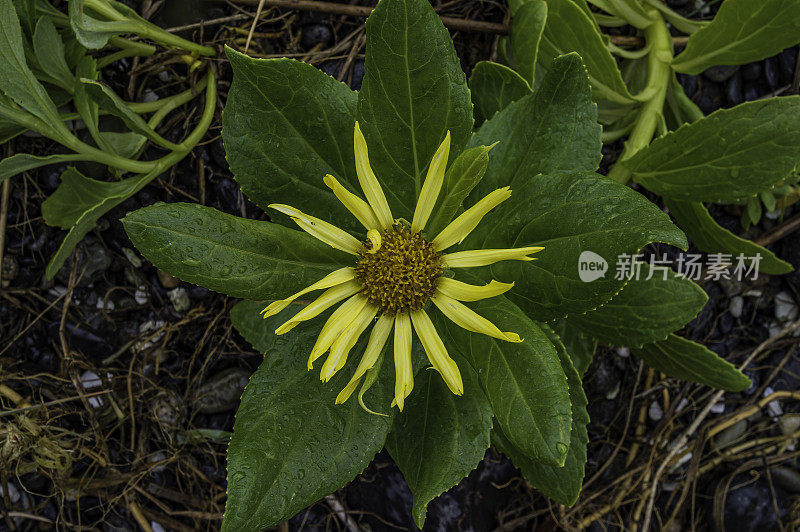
xmin=262 ymin=122 xmax=543 ymax=411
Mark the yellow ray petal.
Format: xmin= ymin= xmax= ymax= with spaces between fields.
xmin=307 ymin=294 xmax=368 ymax=369
xmin=324 ymin=174 xmax=380 ymax=230
xmin=269 ymin=204 xmax=362 ymax=254
xmin=335 ymin=314 xmax=394 ymax=404
xmin=409 ymin=309 xmax=463 ymax=395
xmin=261 ymin=267 xmax=356 ymax=319
xmin=393 ymin=312 xmax=414 ymax=411
xmin=275 ymin=280 xmax=361 ymax=335
xmin=320 ymin=303 xmax=378 ymax=382
xmin=411 ymin=131 xmax=451 ymax=232
xmin=432 ymin=187 xmax=512 ymax=251
xmin=435 ymin=278 xmax=514 ymax=302
xmin=442 ymin=246 xmax=544 ymax=268
xmin=366 ymin=229 xmax=382 ymax=253
xmin=354 ymin=122 xmax=393 ymax=229
xmin=431 ymin=293 xmax=522 ymax=343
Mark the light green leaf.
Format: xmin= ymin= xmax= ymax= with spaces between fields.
xmin=510 ymin=0 xmax=547 ymax=85
xmin=386 ymin=361 xmax=492 ymax=528
xmin=469 ymin=61 xmax=531 ymax=126
xmin=437 ymin=291 xmax=571 ymax=467
xmin=73 ymin=55 xmax=116 ymax=154
xmin=425 ymin=144 xmax=492 ymax=237
xmin=673 ymin=0 xmax=800 ymax=75
xmin=469 ymin=53 xmax=602 ymax=203
xmin=0 ymin=0 xmax=63 ymax=128
xmin=536 ymin=0 xmax=635 ymax=104
xmin=632 ymin=334 xmax=751 ymax=392
xmin=223 ymin=49 xmax=363 ymax=233
xmin=469 ymin=172 xmax=687 ymax=322
xmin=356 ymin=0 xmax=473 ymax=219
xmin=624 ymin=97 xmax=800 ymax=203
xmin=44 ymin=168 xmax=156 ymax=279
xmin=69 ymin=0 xmax=136 ymax=49
xmin=33 ymin=18 xmax=74 ymax=91
xmin=492 ymin=323 xmax=588 ymax=506
xmin=224 ymin=300 xmax=393 ymax=532
xmin=569 ymin=263 xmax=708 ymax=347
xmin=0 ymin=153 xmax=83 ymax=184
xmin=122 ymin=202 xmax=351 ymax=299
xmin=664 ymin=199 xmax=793 ymax=275
xmin=550 ymin=320 xmax=596 ymax=376
xmin=81 ymin=78 xmax=179 ymax=150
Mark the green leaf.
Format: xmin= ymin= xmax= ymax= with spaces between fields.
xmin=122 ymin=202 xmax=351 ymax=299
xmin=11 ymin=0 xmax=35 ymax=35
xmin=81 ymin=78 xmax=179 ymax=150
xmin=0 ymin=0 xmax=63 ymax=128
xmin=625 ymin=97 xmax=800 ymax=203
xmin=672 ymin=0 xmax=800 ymax=75
xmin=469 ymin=62 xmax=531 ymax=126
xmin=437 ymin=291 xmax=571 ymax=467
xmin=225 ymin=300 xmax=393 ymax=531
xmin=223 ymin=49 xmax=363 ymax=233
xmin=73 ymin=55 xmax=115 ymax=154
xmin=43 ymin=168 xmax=155 ymax=279
xmin=356 ymin=0 xmax=473 ymax=219
xmin=632 ymin=334 xmax=751 ymax=392
xmin=569 ymin=263 xmax=708 ymax=347
xmin=664 ymin=198 xmax=793 ymax=275
xmin=0 ymin=153 xmax=84 ymax=184
xmin=386 ymin=361 xmax=492 ymax=528
xmin=425 ymin=145 xmax=492 ymax=237
xmin=69 ymin=0 xmax=135 ymax=49
xmin=468 ymin=172 xmax=687 ymax=322
xmin=33 ymin=18 xmax=74 ymax=91
xmin=492 ymin=323 xmax=588 ymax=506
xmin=535 ymin=0 xmax=635 ymax=104
xmin=469 ymin=53 xmax=602 ymax=203
xmin=550 ymin=320 xmax=596 ymax=376
xmin=510 ymin=0 xmax=547 ymax=85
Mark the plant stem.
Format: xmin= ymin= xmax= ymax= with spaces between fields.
xmin=607 ymin=10 xmax=672 ymax=184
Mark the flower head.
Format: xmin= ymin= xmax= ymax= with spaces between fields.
xmin=262 ymin=123 xmax=542 ymax=410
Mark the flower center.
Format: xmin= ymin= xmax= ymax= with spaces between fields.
xmin=355 ymin=225 xmax=442 ymax=314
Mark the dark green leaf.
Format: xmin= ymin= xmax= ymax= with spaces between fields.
xmin=469 ymin=53 xmax=602 ymax=202
xmin=664 ymin=199 xmax=793 ymax=275
xmin=569 ymin=263 xmax=708 ymax=347
xmin=469 ymin=172 xmax=687 ymax=322
xmin=11 ymin=0 xmax=35 ymax=35
xmin=632 ymin=334 xmax=751 ymax=392
xmin=0 ymin=0 xmax=63 ymax=128
xmin=437 ymin=291 xmax=571 ymax=467
xmin=510 ymin=0 xmax=546 ymax=85
xmin=624 ymin=97 xmax=800 ymax=203
xmin=673 ymin=0 xmax=800 ymax=75
xmin=386 ymin=361 xmax=492 ymax=528
xmin=356 ymin=0 xmax=473 ymax=219
xmin=425 ymin=145 xmax=493 ymax=237
xmin=44 ymin=168 xmax=155 ymax=279
xmin=224 ymin=300 xmax=393 ymax=531
xmin=0 ymin=153 xmax=83 ymax=184
xmin=469 ymin=61 xmax=531 ymax=126
xmin=535 ymin=0 xmax=634 ymax=104
xmin=122 ymin=202 xmax=351 ymax=299
xmin=33 ymin=18 xmax=74 ymax=91
xmin=73 ymin=55 xmax=115 ymax=153
xmin=550 ymin=320 xmax=596 ymax=376
xmin=223 ymin=49 xmax=363 ymax=232
xmin=492 ymin=323 xmax=588 ymax=506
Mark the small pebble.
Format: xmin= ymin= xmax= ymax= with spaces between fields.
xmin=134 ymin=286 xmax=149 ymax=305
xmin=80 ymin=371 xmax=107 ymax=407
xmin=703 ymin=65 xmax=739 ymax=83
xmin=301 ymin=24 xmax=332 ymax=49
xmin=779 ymin=413 xmax=800 ymax=435
xmin=157 ymin=269 xmax=180 ymax=289
xmin=778 ymin=47 xmax=798 ymax=84
xmin=150 ymin=522 xmax=166 ymax=532
xmin=764 ymin=386 xmax=783 ymax=418
xmin=729 ymin=296 xmax=744 ymax=318
xmin=775 ymin=291 xmax=799 ymax=322
xmin=725 ymin=71 xmax=743 ymax=106
xmin=96 ymin=299 xmax=115 ymax=311
xmin=710 ymin=401 xmax=726 ymax=414
xmin=741 ymin=62 xmax=762 ymax=81
xmin=142 ymin=90 xmax=159 ymax=103
xmin=676 ymin=398 xmax=689 ymax=412
xmin=648 ymin=401 xmax=663 ymax=421
xmin=713 ymin=419 xmax=748 ymax=450
xmin=743 ymin=82 xmax=760 ymax=101
xmin=616 ymin=346 xmax=630 ymax=358
xmin=168 ymin=287 xmax=191 ymax=313
xmin=0 ymin=483 xmax=20 ymax=504
xmin=764 ymin=57 xmax=780 ymax=89
xmin=770 ymin=466 xmax=800 ymax=493
xmin=605 ymin=381 xmax=620 ymax=400
xmin=122 ymin=247 xmax=142 ymax=268
xmin=195 ymin=368 xmax=251 ymax=414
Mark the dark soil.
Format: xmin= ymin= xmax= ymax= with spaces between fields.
xmin=2 ymin=1 xmax=800 ymax=531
